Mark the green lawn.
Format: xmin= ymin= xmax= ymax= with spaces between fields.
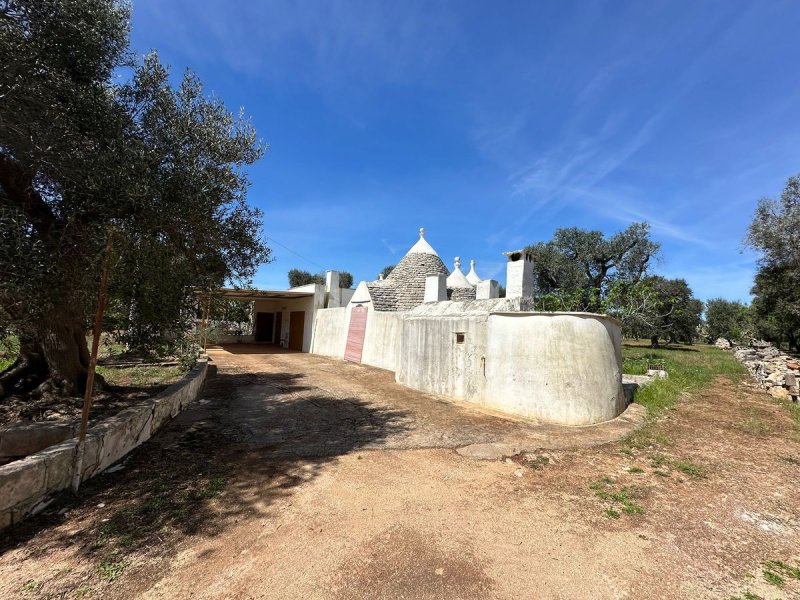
xmin=622 ymin=340 xmax=747 ymax=418
xmin=95 ymin=365 xmax=184 ymax=389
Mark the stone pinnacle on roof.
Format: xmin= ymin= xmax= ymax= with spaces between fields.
xmin=466 ymin=259 xmax=482 ymax=285
xmin=406 ymin=226 xmax=439 ymax=256
xmin=446 ymin=256 xmax=472 ymax=289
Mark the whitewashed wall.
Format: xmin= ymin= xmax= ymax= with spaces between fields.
xmin=396 ymin=302 xmax=625 ymax=426
xmin=311 ymin=307 xmax=347 ymax=358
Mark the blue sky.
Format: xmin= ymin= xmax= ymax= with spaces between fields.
xmin=129 ymin=0 xmax=800 ymax=301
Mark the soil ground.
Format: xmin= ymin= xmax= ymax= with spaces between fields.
xmin=1 ymin=345 xmax=799 ymax=599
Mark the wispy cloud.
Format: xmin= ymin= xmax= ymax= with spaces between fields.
xmin=134 ymin=0 xmax=460 ymax=88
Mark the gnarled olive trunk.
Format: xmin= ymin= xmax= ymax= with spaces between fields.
xmin=0 ymin=308 xmax=104 ymax=398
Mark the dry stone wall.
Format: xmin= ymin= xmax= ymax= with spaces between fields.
xmin=0 ymin=358 xmax=208 ymax=530
xmin=725 ymin=340 xmax=800 ymax=401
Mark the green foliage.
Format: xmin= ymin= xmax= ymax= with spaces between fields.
xmin=0 ymin=1 xmax=270 ymax=382
xmin=746 ymin=174 xmax=800 ymax=350
xmin=527 ymin=225 xmax=704 ymax=344
xmin=0 ymin=335 xmax=19 ymax=371
xmin=622 ymin=341 xmax=747 ymax=417
xmin=705 ymin=299 xmax=753 ymax=344
xmin=288 ymin=269 xmax=353 ymax=288
xmin=527 ymin=222 xmax=660 ymax=313
xmin=97 ymin=559 xmax=127 ymax=582
xmin=381 ymin=264 xmax=395 ymax=279
xmin=339 ymin=271 xmax=354 ymax=288
xmin=623 ymin=277 xmax=703 ymax=344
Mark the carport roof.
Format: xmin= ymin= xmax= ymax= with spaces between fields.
xmin=212 ymin=288 xmax=315 ymax=300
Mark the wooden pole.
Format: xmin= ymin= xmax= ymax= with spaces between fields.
xmin=71 ymin=235 xmax=113 ymax=493
xmin=201 ymin=293 xmax=211 ymax=352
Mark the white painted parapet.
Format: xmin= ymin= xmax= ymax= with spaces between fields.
xmin=476 ymin=279 xmax=499 ymax=300
xmin=424 ymin=274 xmax=447 ymax=303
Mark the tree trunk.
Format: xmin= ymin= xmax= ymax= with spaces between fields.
xmin=650 ymin=335 xmax=660 ymax=348
xmin=0 ymin=308 xmax=104 ymax=398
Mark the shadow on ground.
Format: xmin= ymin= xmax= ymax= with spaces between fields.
xmin=0 ymin=368 xmax=411 ymax=595
xmin=622 ymin=342 xmax=700 ymax=353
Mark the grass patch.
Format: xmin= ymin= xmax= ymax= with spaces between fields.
xmin=95 ymin=365 xmax=183 ymax=388
xmin=727 ymin=593 xmax=764 ymax=600
xmin=763 ymin=559 xmax=800 ymax=581
xmin=740 ymin=417 xmax=771 ymax=436
xmin=762 ymin=569 xmax=785 ymax=587
xmin=778 ymin=399 xmax=800 ymax=437
xmin=622 ymin=341 xmax=747 ymax=417
xmin=627 ymin=466 xmax=644 ymax=474
xmin=646 ymin=453 xmax=708 ymax=479
xmin=97 ymin=559 xmax=127 ymax=582
xmin=624 ymin=427 xmax=673 ymax=450
xmin=591 ymin=478 xmax=645 ymax=518
xmin=92 ymin=474 xmax=228 ymax=551
xmin=673 ymin=459 xmax=707 ymax=479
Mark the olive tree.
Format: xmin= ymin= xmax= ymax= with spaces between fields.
xmin=0 ymin=0 xmax=270 ymax=397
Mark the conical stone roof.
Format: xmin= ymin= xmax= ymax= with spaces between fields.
xmin=446 ymin=257 xmax=472 ymax=289
xmin=367 ymin=228 xmax=449 ymax=311
xmin=466 ymin=259 xmax=482 ymax=285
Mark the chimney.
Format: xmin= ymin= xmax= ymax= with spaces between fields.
xmin=424 ymin=274 xmax=447 ymax=303
xmin=325 ymin=270 xmax=341 ymax=308
xmin=476 ymin=279 xmax=499 ymax=299
xmin=502 ymin=249 xmax=534 ymax=299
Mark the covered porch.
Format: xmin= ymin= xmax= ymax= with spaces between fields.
xmin=206 ymin=286 xmax=324 ymax=352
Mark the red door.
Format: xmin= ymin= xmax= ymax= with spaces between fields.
xmin=344 ymin=306 xmax=368 ymax=363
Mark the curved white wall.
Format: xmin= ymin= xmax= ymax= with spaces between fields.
xmin=484 ymin=313 xmax=624 ymax=425
xmin=396 ymin=308 xmax=624 ymax=426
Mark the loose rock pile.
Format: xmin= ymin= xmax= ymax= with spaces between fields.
xmin=724 ymin=339 xmax=800 ymax=401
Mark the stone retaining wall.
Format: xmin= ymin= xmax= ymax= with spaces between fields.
xmin=0 ymin=421 xmax=80 ymax=464
xmin=0 ymin=357 xmax=208 ymax=530
xmin=726 ymin=340 xmax=800 ymax=401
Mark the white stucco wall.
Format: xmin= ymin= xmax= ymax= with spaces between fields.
xmin=483 ymin=313 xmax=624 ymax=425
xmin=396 ymin=301 xmax=624 ymax=426
xmin=311 ymin=307 xmax=348 ymax=358
xmin=360 ymin=310 xmax=403 ymax=371
xmin=311 ymin=282 xmax=403 ymax=371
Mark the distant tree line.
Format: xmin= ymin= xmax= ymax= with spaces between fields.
xmin=702 ymin=174 xmax=800 ymax=350
xmin=527 ymin=223 xmax=702 ymax=346
xmin=288 ymin=269 xmax=353 ymax=289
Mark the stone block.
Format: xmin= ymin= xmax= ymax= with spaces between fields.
xmin=0 ymin=455 xmax=47 ymax=512
xmin=152 ymin=392 xmax=178 ymax=432
xmin=39 ymin=439 xmax=77 ymax=492
xmin=98 ymin=405 xmax=153 ymax=471
xmin=0 ymin=422 xmax=77 ymax=459
xmin=476 ymin=280 xmax=499 ymax=300
xmin=80 ymin=432 xmax=104 ymax=481
xmin=768 ymin=386 xmax=790 ymax=400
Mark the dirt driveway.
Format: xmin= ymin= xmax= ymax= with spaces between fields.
xmin=1 ymin=346 xmax=799 ymax=599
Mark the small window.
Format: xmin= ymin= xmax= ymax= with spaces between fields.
xmin=455 ymin=332 xmax=465 ymax=344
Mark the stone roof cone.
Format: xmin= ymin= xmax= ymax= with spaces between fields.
xmin=446 ymin=257 xmax=472 ymax=289
xmin=368 ymin=228 xmax=449 ymax=311
xmin=466 ymin=259 xmax=482 ymax=285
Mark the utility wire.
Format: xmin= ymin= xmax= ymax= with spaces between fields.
xmin=265 ymin=236 xmax=327 ymax=272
